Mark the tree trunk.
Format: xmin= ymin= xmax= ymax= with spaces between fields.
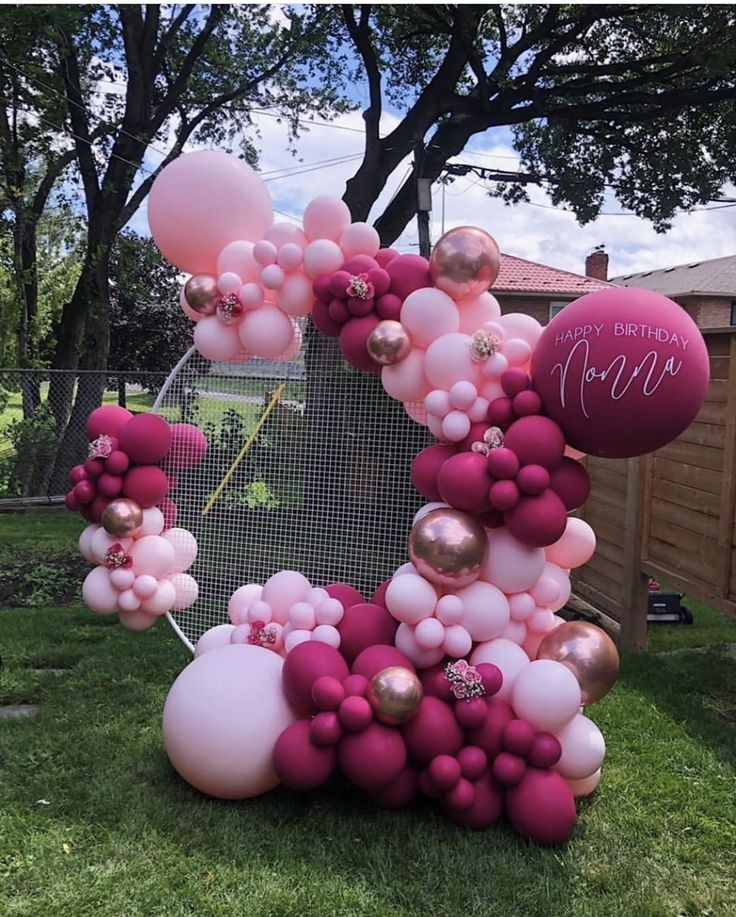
xmin=12 ymin=216 xmax=41 ymax=417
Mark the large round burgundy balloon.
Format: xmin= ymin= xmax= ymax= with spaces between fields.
xmin=437 ymin=452 xmax=492 ymax=513
xmin=503 ymin=416 xmax=565 ymax=469
xmin=86 ymin=405 xmax=133 ymax=440
xmin=339 ymin=316 xmax=381 ymax=374
xmin=531 ymin=287 xmax=710 ymax=458
xmin=386 ymin=254 xmax=431 ymax=301
xmin=273 ymin=720 xmax=337 ymax=791
xmin=339 ymin=722 xmax=407 ymax=790
xmin=402 ymin=697 xmax=464 ymax=765
xmin=166 ymin=423 xmax=208 ymax=471
xmin=549 ymin=457 xmax=590 ymax=511
xmin=122 ymin=465 xmax=169 ymax=508
xmin=351 ymin=644 xmax=414 ymax=681
xmin=337 ymin=602 xmax=399 ymax=663
xmin=505 ymin=490 xmax=568 ymax=548
xmin=505 ymin=767 xmax=577 ymax=844
xmin=411 ymin=444 xmax=458 ymax=502
xmin=119 ymin=413 xmax=172 ymax=465
xmin=325 ymin=583 xmax=364 ymax=610
xmin=282 ymin=642 xmax=349 ymax=715
xmin=312 ymin=298 xmax=343 ymax=337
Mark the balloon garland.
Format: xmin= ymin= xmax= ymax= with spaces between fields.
xmin=67 ymin=149 xmax=710 ymax=844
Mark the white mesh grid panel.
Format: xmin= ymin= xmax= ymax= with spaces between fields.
xmin=154 ymin=327 xmax=432 ymax=647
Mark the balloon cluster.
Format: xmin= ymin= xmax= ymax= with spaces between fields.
xmin=104 ymin=149 xmax=711 ymax=845
xmin=78 ymin=511 xmax=199 ymax=631
xmin=64 ymin=405 xmax=207 ymax=529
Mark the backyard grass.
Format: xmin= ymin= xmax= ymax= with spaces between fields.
xmin=0 ymin=511 xmax=735 ymax=917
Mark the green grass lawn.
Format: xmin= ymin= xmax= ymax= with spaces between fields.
xmin=1 ymin=511 xmax=735 ymax=916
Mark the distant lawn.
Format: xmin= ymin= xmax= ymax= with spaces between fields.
xmin=0 ymin=510 xmax=735 ymax=916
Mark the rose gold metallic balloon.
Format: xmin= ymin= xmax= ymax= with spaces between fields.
xmin=367 ymin=666 xmax=423 ymax=725
xmin=537 ymin=621 xmax=620 ymax=705
xmin=101 ymin=498 xmax=143 ymax=537
xmin=366 ymin=320 xmax=412 ymax=365
xmin=184 ymin=274 xmax=219 ymax=315
xmin=408 ymin=508 xmax=486 ymax=588
xmin=429 ymin=226 xmax=501 ymax=301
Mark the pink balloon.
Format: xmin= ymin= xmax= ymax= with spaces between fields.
xmin=555 ymin=713 xmax=606 ymax=780
xmin=195 ymin=623 xmax=236 ymax=657
xmin=512 ymin=659 xmax=581 ymax=733
xmin=217 ymin=240 xmax=259 ymax=281
xmin=119 ymin=609 xmax=157 ymax=632
xmin=162 ymin=644 xmax=295 ymax=798
xmin=546 ymin=517 xmax=596 ymax=569
xmin=303 ymin=239 xmax=345 ymax=279
xmin=262 ymin=570 xmax=312 ymax=624
xmin=273 ymin=322 xmax=302 ymax=362
xmin=400 ymin=288 xmax=459 ymax=348
xmin=339 ymin=222 xmax=380 ymax=259
xmin=193 ymin=316 xmax=242 ymax=361
xmin=265 ymin=222 xmax=308 ymax=249
xmin=381 ymin=349 xmax=429 ymax=402
xmin=455 ymin=581 xmax=509 ymax=642
xmin=394 ymin=622 xmax=445 ymax=669
xmin=141 ymin=578 xmax=177 ymax=616
xmin=324 ymin=583 xmax=364 ymax=608
xmin=89 ymin=528 xmax=133 ymax=566
xmin=470 ymin=637 xmax=530 ymax=703
xmin=237 ymin=306 xmax=294 ymax=359
xmin=148 ymin=151 xmax=273 ymax=275
xmin=228 ymin=584 xmax=263 ymax=625
xmin=117 ymin=588 xmax=141 ymax=613
xmin=170 ymin=573 xmax=199 ymax=610
xmin=423 ymin=333 xmax=481 ymax=390
xmin=162 ymin=527 xmax=198 ymax=573
xmin=130 ymin=535 xmax=175 ymax=578
xmin=385 ymin=574 xmax=437 ymax=625
xmin=481 ymin=527 xmax=546 ymax=594
xmin=567 ymin=767 xmax=602 ymax=797
xmin=498 ymin=312 xmax=543 ymax=348
xmin=303 ymin=196 xmax=352 ymax=242
xmin=78 ymin=525 xmax=97 ymax=563
xmin=276 ymin=273 xmax=314 ymax=317
xmin=218 ymin=271 xmax=243 ymax=295
xmin=132 ymin=574 xmax=158 ymax=598
xmin=166 ymin=424 xmax=208 ymax=472
xmin=457 ymin=291 xmax=502 ymax=333
xmin=277 ymin=243 xmax=304 ymax=270
xmin=82 ymin=566 xmax=120 ymax=615
xmin=531 ymin=287 xmax=709 ymax=458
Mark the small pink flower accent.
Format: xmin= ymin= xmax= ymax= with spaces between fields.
xmin=469 ymin=330 xmax=502 ymax=362
xmin=217 ymin=293 xmax=244 ymax=325
xmin=247 ymin=620 xmax=278 ymax=646
xmin=445 ymin=659 xmax=486 ymax=700
xmin=346 ymin=273 xmax=374 ymax=301
xmin=104 ymin=544 xmax=131 ymax=569
xmin=88 ymin=434 xmax=114 ymax=459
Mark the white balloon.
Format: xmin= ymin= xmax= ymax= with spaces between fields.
xmin=511 ymin=660 xmax=581 ymax=733
xmin=385 ymin=574 xmax=437 ymax=624
xmin=455 ymin=581 xmax=510 ymax=642
xmin=470 ymin=638 xmax=529 ymax=703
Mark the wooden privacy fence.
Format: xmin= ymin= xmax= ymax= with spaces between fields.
xmin=573 ymin=328 xmax=736 ymax=649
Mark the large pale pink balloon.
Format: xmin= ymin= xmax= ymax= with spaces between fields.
xmin=276 ymin=273 xmax=314 ymax=317
xmin=400 ymin=288 xmax=459 ymax=348
xmin=141 ymin=578 xmax=177 ymax=616
xmin=385 ymin=573 xmax=438 ymax=625
xmin=228 ymin=584 xmax=263 ymax=625
xmin=82 ymin=566 xmax=120 ymax=615
xmin=481 ymin=527 xmax=546 ymax=594
xmin=78 ymin=525 xmax=98 ymax=563
xmin=470 ymin=637 xmax=529 ymax=703
xmin=195 ymin=624 xmax=236 ymax=657
xmin=457 ymin=292 xmax=502 ymax=333
xmin=303 ymin=239 xmax=344 ymax=278
xmin=163 ymin=527 xmax=198 ymax=573
xmin=424 ymin=333 xmax=481 ymax=390
xmin=238 ymin=306 xmax=294 ymax=358
xmin=273 ymin=323 xmax=302 ymax=362
xmin=148 ymin=151 xmax=273 ymax=275
xmin=455 ymin=581 xmax=509 ymax=642
xmin=303 ymin=196 xmax=351 ymax=242
xmin=130 ymin=535 xmax=176 ymax=578
xmin=339 ymin=222 xmax=380 ymax=259
xmin=554 ymin=714 xmax=606 ymax=780
xmin=170 ymin=572 xmax=199 ymax=610
xmin=499 ymin=313 xmax=543 ymax=348
xmin=194 ymin=317 xmax=241 ymax=361
xmin=511 ymin=659 xmax=581 ymax=733
xmin=162 ymin=644 xmax=296 ymax=799
xmin=89 ymin=528 xmax=133 ymax=566
xmin=217 ymin=241 xmax=259 ymax=282
xmin=546 ymin=518 xmax=596 ymax=569
xmin=381 ymin=350 xmax=430 ymax=403
xmin=261 ymin=570 xmax=312 ymax=624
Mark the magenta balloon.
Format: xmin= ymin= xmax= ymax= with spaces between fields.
xmin=486 ymin=447 xmax=519 ymax=480
xmin=487 ymin=397 xmax=514 ymax=428
xmin=429 ymin=754 xmax=462 ymax=790
xmin=74 ymin=479 xmax=96 ymax=505
xmin=339 ymin=316 xmax=381 ymax=373
xmin=325 ymin=583 xmax=364 ymax=609
xmin=492 ymin=751 xmax=527 ymax=786
xmin=310 ymin=711 xmax=343 ymax=747
xmin=273 ymin=719 xmax=337 ymax=791
xmin=86 ymin=405 xmax=133 ymax=440
xmin=375 ymin=248 xmax=400 ymax=268
xmin=506 ymin=490 xmax=568 ymax=548
xmin=148 ymin=150 xmax=273 ymax=275
xmin=527 ymin=732 xmax=562 ymax=768
xmin=531 ymin=287 xmax=709 ymax=458
xmin=65 ymin=491 xmax=81 ymax=512
xmin=503 ymin=719 xmax=536 ymax=757
xmin=119 ymin=414 xmax=172 ymax=465
xmin=312 ymin=298 xmax=343 ymax=337
xmin=446 ymin=771 xmax=503 ymax=829
xmin=337 ymin=603 xmax=398 ymax=664
xmin=467 ymin=697 xmax=515 ymax=759
xmin=339 ymin=722 xmax=407 ymax=790
xmin=282 ymin=641 xmax=350 ymax=716
xmin=386 ymin=254 xmax=432 ymax=301
xmin=311 ymin=675 xmax=346 ymax=711
xmin=122 ymin=465 xmax=169 ymax=508
xmin=343 ymin=673 xmax=369 ymax=697
xmin=370 ymin=579 xmax=391 ymax=609
xmin=437 ymin=452 xmax=492 ymax=513
xmin=549 ymin=458 xmax=591 ymax=511
xmin=338 ymin=695 xmax=373 ymax=732
xmin=454 ymin=697 xmax=488 ymax=729
xmin=84 ymin=457 xmax=105 ymax=478
xmin=516 ymin=464 xmax=550 ymax=496
xmin=160 ymin=496 xmax=178 ymax=528
xmin=375 ymin=293 xmax=402 ymax=320
xmin=411 ymin=444 xmax=458 ymax=501
xmin=501 ymin=368 xmax=530 ymax=397
xmin=418 ymin=665 xmax=455 ymax=703
xmin=351 ymin=644 xmax=414 ymax=681
xmin=444 ymin=777 xmax=475 ymax=812
xmin=370 ymin=764 xmax=417 ymax=808
xmin=313 ymin=275 xmax=332 ymax=303
xmin=166 ymin=423 xmax=208 ymax=472
xmin=105 ymin=450 xmax=130 ymax=475
xmin=97 ymin=472 xmax=123 ymax=498
xmin=402 ymin=697 xmax=464 ymax=765
xmin=457 ymin=745 xmax=488 ymax=781
xmin=505 ymin=767 xmax=576 ymax=844
xmin=513 ymin=389 xmax=542 ymax=417
xmin=503 ymin=416 xmax=566 ymax=470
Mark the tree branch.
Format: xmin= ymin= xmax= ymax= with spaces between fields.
xmin=341 ymin=5 xmax=382 ymax=151
xmin=153 ymin=4 xmax=196 ymax=72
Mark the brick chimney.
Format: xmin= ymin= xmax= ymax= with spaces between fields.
xmin=585 ymin=246 xmax=608 ymax=281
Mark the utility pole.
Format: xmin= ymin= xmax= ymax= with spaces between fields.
xmin=414 ymin=141 xmax=432 ymax=258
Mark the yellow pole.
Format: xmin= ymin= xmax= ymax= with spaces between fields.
xmin=202 ymin=382 xmax=286 ymax=517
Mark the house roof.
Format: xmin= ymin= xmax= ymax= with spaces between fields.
xmin=613 ymin=253 xmax=736 ymax=297
xmin=494 ymin=252 xmax=612 ymax=297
